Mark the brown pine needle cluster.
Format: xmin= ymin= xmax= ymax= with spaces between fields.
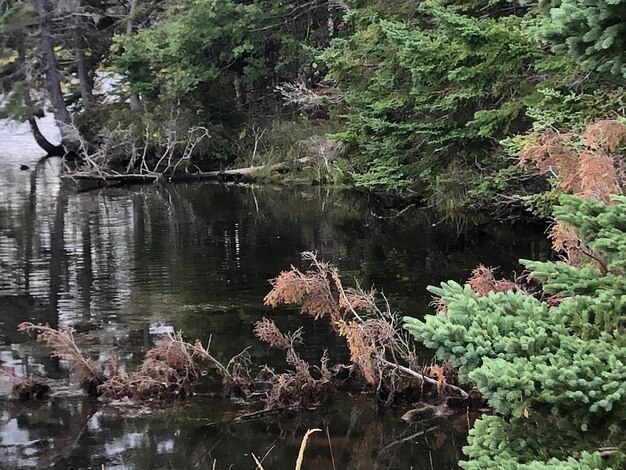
xmin=18 ymin=322 xmax=106 ymax=394
xmin=254 ymin=317 xmax=291 ymax=349
xmin=264 ymin=258 xmax=341 ymax=322
xmin=263 ymin=252 xmax=468 ymax=403
xmin=467 ymin=265 xmax=520 ymax=296
xmin=519 ymin=119 xmax=626 ymax=204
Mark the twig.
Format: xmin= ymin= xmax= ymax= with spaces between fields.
xmin=370 ymin=204 xmax=416 ymax=220
xmin=326 ymin=426 xmax=336 ymax=470
xmin=252 ymin=453 xmax=265 ymax=470
xmin=378 ymin=425 xmax=439 ymax=454
xmin=295 ymin=429 xmax=322 ymax=470
xmin=381 ymin=359 xmax=468 ymax=399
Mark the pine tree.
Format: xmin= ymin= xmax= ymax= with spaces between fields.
xmin=404 ymin=194 xmax=626 ymax=468
xmin=539 ymin=0 xmax=626 ymax=77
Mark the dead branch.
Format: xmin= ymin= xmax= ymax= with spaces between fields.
xmin=18 ymin=322 xmax=105 ymax=394
xmin=264 ymin=252 xmax=470 ymax=405
xmin=380 ymin=360 xmax=468 ymax=399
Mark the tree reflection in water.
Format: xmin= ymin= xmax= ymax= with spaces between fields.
xmin=0 ymin=395 xmax=476 ymax=469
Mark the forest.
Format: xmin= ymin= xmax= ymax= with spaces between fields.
xmin=1 ymin=0 xmax=625 ymax=209
xmin=1 ymin=0 xmax=625 ymax=469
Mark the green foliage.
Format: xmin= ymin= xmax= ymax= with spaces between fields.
xmin=539 ymin=0 xmax=626 ymax=77
xmin=113 ymin=0 xmax=326 ymax=111
xmin=462 ymin=415 xmax=615 ymax=469
xmin=404 ymin=195 xmax=626 ymax=467
xmin=321 ymin=0 xmax=541 ymax=192
xmin=350 ymin=158 xmax=410 ymax=191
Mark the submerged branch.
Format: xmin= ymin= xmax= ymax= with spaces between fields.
xmin=381 ymin=360 xmax=468 ymax=399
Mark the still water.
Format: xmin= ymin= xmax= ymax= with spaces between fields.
xmin=0 ymin=118 xmax=550 ymax=469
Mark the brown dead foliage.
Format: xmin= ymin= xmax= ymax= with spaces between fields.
xmin=98 ymin=332 xmax=202 ymax=400
xmin=519 ymin=120 xmax=626 ymax=204
xmin=247 ymin=317 xmax=341 ymax=408
xmin=18 ymin=323 xmax=229 ymax=401
xmin=254 ymin=317 xmax=289 ymax=349
xmin=582 ymin=119 xmax=626 ymax=152
xmin=426 ymin=365 xmax=447 ymax=395
xmin=263 ymin=252 xmax=469 ymax=406
xmin=520 ymin=119 xmax=626 ymax=267
xmin=265 ymin=262 xmax=341 ymax=322
xmin=467 ymin=265 xmax=521 ymax=296
xmin=519 ymin=131 xmax=579 ymax=192
xmin=548 ymin=221 xmax=584 ymax=265
xmin=18 ymin=322 xmax=106 ymax=395
xmin=577 ymin=150 xmax=621 ymax=202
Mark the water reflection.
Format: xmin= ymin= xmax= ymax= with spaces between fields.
xmin=0 ymin=396 xmax=474 ymax=469
xmin=0 ymin=134 xmax=550 ymax=468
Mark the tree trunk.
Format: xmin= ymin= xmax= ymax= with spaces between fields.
xmin=28 ymin=116 xmax=64 ymax=156
xmin=35 ymin=0 xmax=77 ymax=148
xmin=73 ymin=26 xmax=95 ymax=111
xmin=126 ymin=0 xmax=142 ymax=112
xmin=12 ymin=26 xmax=63 ymax=155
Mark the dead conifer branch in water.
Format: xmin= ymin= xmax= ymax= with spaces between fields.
xmin=17 ymin=323 xmax=236 ymax=401
xmin=263 ymin=252 xmax=470 ymax=403
xmin=18 ymin=322 xmax=106 ymax=394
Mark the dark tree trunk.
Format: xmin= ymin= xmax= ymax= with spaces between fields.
xmin=27 ymin=116 xmax=64 ymax=156
xmin=35 ymin=0 xmax=77 ymax=148
xmin=73 ymin=26 xmax=95 ymax=111
xmin=126 ymin=0 xmax=142 ymax=111
xmin=12 ymin=27 xmax=64 ymax=156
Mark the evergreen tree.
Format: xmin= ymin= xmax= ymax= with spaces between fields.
xmin=321 ymin=0 xmax=540 ymax=190
xmin=404 ymin=195 xmax=626 ymax=468
xmin=539 ymin=0 xmax=626 ymax=77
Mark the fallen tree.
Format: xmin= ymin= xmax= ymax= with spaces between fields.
xmin=59 ymin=162 xmax=293 ymax=192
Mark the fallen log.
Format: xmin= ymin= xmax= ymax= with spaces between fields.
xmin=60 ymin=162 xmax=294 ymax=192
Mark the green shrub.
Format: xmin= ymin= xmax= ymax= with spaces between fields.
xmin=404 ymin=195 xmax=626 ymax=468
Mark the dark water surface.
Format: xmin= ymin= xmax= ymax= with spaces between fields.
xmin=0 ymin=119 xmax=551 ymax=469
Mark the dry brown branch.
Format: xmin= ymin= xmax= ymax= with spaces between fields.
xmin=468 ymin=265 xmax=520 ymax=296
xmin=98 ymin=331 xmax=230 ymax=400
xmin=18 ymin=322 xmax=105 ymax=394
xmin=18 ymin=323 xmax=235 ymax=402
xmin=264 ymin=252 xmax=470 ymax=405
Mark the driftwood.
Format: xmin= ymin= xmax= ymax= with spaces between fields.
xmin=60 ymin=162 xmax=295 ymax=192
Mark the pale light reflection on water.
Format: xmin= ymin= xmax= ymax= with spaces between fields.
xmin=0 ymin=117 xmax=550 ymax=469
